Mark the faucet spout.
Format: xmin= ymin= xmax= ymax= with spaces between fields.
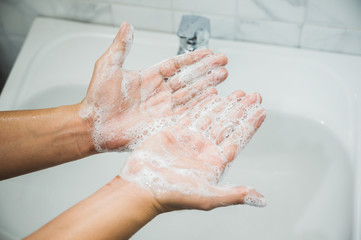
xmin=177 ymin=15 xmax=211 ymax=55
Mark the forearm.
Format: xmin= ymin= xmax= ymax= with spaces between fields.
xmin=25 ymin=176 xmax=159 ymax=240
xmin=0 ymin=104 xmax=95 ymax=180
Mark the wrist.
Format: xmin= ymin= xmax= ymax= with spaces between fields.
xmin=69 ymin=103 xmax=97 ymax=156
xmin=106 ymin=176 xmax=161 ymax=238
xmin=110 ymin=176 xmax=162 ymax=216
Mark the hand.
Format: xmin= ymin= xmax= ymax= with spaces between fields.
xmin=79 ymin=22 xmax=228 ymax=152
xmin=120 ymin=90 xmax=267 ymax=212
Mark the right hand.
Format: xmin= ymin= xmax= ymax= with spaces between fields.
xmin=79 ymin=22 xmax=228 ymax=152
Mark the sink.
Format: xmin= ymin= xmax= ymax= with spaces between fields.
xmin=0 ymin=17 xmax=360 ymax=240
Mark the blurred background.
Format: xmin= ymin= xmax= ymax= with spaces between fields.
xmin=0 ymin=0 xmax=360 ymax=93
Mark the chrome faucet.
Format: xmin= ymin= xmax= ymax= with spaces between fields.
xmin=177 ymin=15 xmax=211 ymax=54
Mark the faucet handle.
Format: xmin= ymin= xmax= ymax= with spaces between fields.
xmin=177 ymin=15 xmax=211 ymax=39
xmin=177 ymin=15 xmax=211 ymax=54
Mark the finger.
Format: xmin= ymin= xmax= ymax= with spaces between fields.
xmin=167 ymin=53 xmax=228 ymax=92
xmin=192 ymin=94 xmax=222 ymax=124
xmin=221 ymin=109 xmax=266 ymax=162
xmin=241 ymin=92 xmax=262 ymax=105
xmin=211 ymin=104 xmax=245 ymax=144
xmin=176 ymin=89 xmax=218 ymax=126
xmin=176 ymin=89 xmax=220 ymax=127
xmin=158 ymin=49 xmax=213 ymax=77
xmin=208 ymin=91 xmax=244 ymax=143
xmin=211 ymin=92 xmax=261 ymax=144
xmin=172 ymin=68 xmax=228 ymax=106
xmin=226 ymin=90 xmax=246 ymax=101
xmin=194 ymin=185 xmax=266 ymax=210
xmin=192 ymin=95 xmax=230 ymax=133
xmin=174 ymin=88 xmax=217 ymax=115
xmin=251 ymin=108 xmax=267 ymax=130
xmin=214 ymin=90 xmax=246 ymax=113
xmin=206 ymin=90 xmax=245 ymax=118
xmin=190 ymin=87 xmax=218 ymax=107
xmin=106 ymin=22 xmax=134 ymax=66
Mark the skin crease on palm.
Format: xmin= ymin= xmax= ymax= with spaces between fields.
xmin=120 ymin=89 xmax=267 ymax=210
xmin=79 ymin=22 xmax=229 ymax=152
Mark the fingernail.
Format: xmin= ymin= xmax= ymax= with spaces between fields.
xmin=244 ymin=189 xmax=267 ymax=207
xmin=254 ymin=92 xmax=262 ymax=104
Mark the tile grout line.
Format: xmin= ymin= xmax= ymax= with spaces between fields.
xmin=299 ymin=0 xmax=310 ymax=49
xmin=109 ymin=3 xmax=116 ymax=27
xmin=234 ymin=0 xmax=239 ymax=41
xmin=170 ymin=0 xmax=175 ymax=33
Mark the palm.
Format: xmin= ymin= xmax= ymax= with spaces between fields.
xmin=121 ymin=90 xmax=267 ymax=211
xmin=80 ymin=23 xmax=227 ymax=152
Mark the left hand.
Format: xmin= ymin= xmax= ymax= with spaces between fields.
xmin=120 ymin=90 xmax=267 ymax=212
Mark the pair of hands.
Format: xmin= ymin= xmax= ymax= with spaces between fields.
xmin=80 ymin=23 xmax=266 ymax=213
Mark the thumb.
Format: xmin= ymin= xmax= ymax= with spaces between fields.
xmin=106 ymin=22 xmax=134 ymax=66
xmin=204 ymin=184 xmax=267 ymax=209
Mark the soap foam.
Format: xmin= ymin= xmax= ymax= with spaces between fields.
xmin=243 ymin=190 xmax=267 ymax=207
xmin=120 ymin=117 xmax=176 ymax=151
xmin=78 ymin=23 xmax=265 ymax=205
xmin=79 ymin=24 xmax=262 ymax=162
xmin=121 ymin=150 xmax=218 ymax=197
xmin=120 ymin=93 xmax=266 ymax=204
xmin=80 ymin=55 xmax=228 ymax=152
xmin=165 ymin=55 xmax=214 ymax=90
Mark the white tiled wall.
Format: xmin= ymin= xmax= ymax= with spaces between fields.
xmin=302 ymin=25 xmax=361 ymax=55
xmin=306 ymin=0 xmax=361 ymax=29
xmin=0 ymin=0 xmax=361 ymax=91
xmin=237 ymin=0 xmax=306 ymax=23
xmin=111 ymin=4 xmax=173 ymax=32
xmin=236 ymin=19 xmax=302 ymax=47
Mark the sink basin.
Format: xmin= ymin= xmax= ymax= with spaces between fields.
xmin=1 ymin=17 xmax=360 ymax=240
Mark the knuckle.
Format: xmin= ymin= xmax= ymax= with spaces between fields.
xmin=95 ymin=57 xmax=104 ymax=68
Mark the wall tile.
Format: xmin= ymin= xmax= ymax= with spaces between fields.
xmin=172 ymin=0 xmax=236 ymax=16
xmin=107 ymin=0 xmax=171 ymax=9
xmin=237 ymin=0 xmax=306 ymax=23
xmin=24 ymin=0 xmax=113 ymax=25
xmin=174 ymin=11 xmax=236 ymax=40
xmin=111 ymin=4 xmax=172 ymax=32
xmin=236 ymin=19 xmax=301 ymax=47
xmin=306 ymin=0 xmax=361 ymax=29
xmin=0 ymin=0 xmax=36 ymax=36
xmin=21 ymin=0 xmax=57 ymax=16
xmin=60 ymin=2 xmax=113 ymax=25
xmin=301 ymin=24 xmax=361 ymax=55
xmin=0 ymin=0 xmax=113 ymax=38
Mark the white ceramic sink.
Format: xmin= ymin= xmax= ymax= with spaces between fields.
xmin=1 ymin=18 xmax=360 ymax=240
